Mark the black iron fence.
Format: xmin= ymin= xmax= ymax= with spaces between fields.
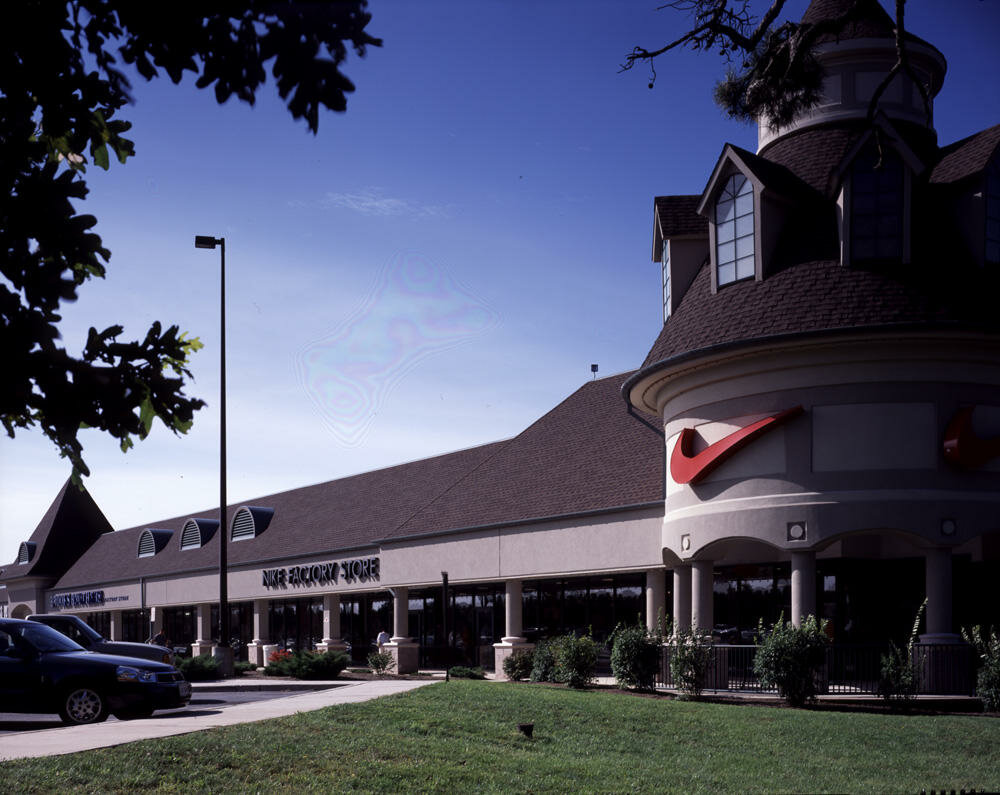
xmin=657 ymin=643 xmax=977 ymax=695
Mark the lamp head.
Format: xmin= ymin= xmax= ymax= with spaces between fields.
xmin=194 ymin=235 xmax=220 ymax=249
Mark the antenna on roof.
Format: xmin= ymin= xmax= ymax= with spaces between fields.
xmin=591 ymin=363 xmax=599 ymax=380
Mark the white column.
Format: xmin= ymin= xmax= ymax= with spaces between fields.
xmin=386 ymin=587 xmax=418 ymax=674
xmin=109 ymin=610 xmax=123 ymax=641
xmin=691 ymin=560 xmax=714 ymax=634
xmin=502 ymin=580 xmax=524 ymax=642
xmin=246 ymin=599 xmax=270 ymax=667
xmin=790 ymin=551 xmax=817 ymax=627
xmin=494 ymin=580 xmax=533 ymax=681
xmin=673 ymin=565 xmax=692 ymax=633
xmin=317 ymin=594 xmax=348 ymax=654
xmin=645 ymin=569 xmax=666 ymax=634
xmin=922 ymin=547 xmax=958 ymax=642
xmin=191 ymin=603 xmax=213 ymax=656
xmin=391 ymin=587 xmax=409 ymax=641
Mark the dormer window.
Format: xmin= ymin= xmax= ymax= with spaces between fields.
xmin=850 ymin=145 xmax=904 ymax=261
xmin=137 ymin=528 xmax=172 ymax=559
xmin=715 ymin=174 xmax=755 ymax=286
xmin=231 ymin=506 xmax=274 ymax=542
xmin=661 ymin=240 xmax=671 ymax=321
xmin=17 ymin=542 xmax=36 ymax=565
xmin=987 ymin=158 xmax=1000 ymax=265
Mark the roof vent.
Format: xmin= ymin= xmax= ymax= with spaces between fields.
xmin=17 ymin=542 xmax=36 ymax=565
xmin=180 ymin=518 xmax=220 ymax=550
xmin=137 ymin=529 xmax=173 ymax=559
xmin=231 ymin=506 xmax=275 ymax=542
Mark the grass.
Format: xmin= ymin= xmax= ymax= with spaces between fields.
xmin=2 ymin=681 xmax=997 ymax=793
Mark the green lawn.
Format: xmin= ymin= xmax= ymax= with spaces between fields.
xmin=2 ymin=681 xmax=997 ymax=793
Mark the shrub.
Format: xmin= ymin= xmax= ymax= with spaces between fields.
xmin=178 ymin=653 xmax=221 ymax=681
xmin=878 ymin=600 xmax=925 ymax=706
xmin=610 ymin=620 xmax=663 ymax=692
xmin=667 ymin=625 xmax=713 ymax=698
xmin=502 ymin=649 xmax=534 ymax=681
xmin=962 ymin=625 xmax=1000 ymax=712
xmin=233 ymin=661 xmax=257 ymax=676
xmin=448 ymin=665 xmax=485 ymax=679
xmin=529 ymin=639 xmax=557 ymax=683
xmin=264 ymin=649 xmax=348 ymax=679
xmin=296 ymin=650 xmax=349 ymax=680
xmin=753 ymin=614 xmax=829 ymax=707
xmin=551 ymin=633 xmax=599 ymax=689
xmin=367 ymin=650 xmax=396 ymax=676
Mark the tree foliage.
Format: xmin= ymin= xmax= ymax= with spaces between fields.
xmin=1 ymin=1 xmax=380 ymax=479
xmin=622 ymin=0 xmax=928 ymax=128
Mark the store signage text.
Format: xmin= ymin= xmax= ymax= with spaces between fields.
xmin=262 ymin=557 xmax=380 ymax=589
xmin=50 ymin=590 xmax=105 ymax=609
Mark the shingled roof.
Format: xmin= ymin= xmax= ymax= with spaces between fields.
xmin=53 ymin=372 xmax=664 ymax=589
xmin=931 ymin=124 xmax=1000 ymax=184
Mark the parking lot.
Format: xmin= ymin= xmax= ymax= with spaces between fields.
xmin=0 ymin=688 xmax=301 ymax=735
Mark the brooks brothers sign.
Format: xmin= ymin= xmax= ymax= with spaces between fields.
xmin=261 ymin=556 xmax=380 ymax=589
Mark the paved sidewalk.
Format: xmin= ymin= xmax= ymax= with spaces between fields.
xmin=0 ymin=679 xmax=438 ymax=762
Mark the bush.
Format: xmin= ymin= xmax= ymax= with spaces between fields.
xmin=552 ymin=633 xmax=599 ymax=689
xmin=233 ymin=661 xmax=257 ymax=676
xmin=753 ymin=614 xmax=829 ymax=707
xmin=264 ymin=649 xmax=349 ymax=680
xmin=878 ymin=600 xmax=925 ymax=706
xmin=667 ymin=625 xmax=713 ymax=698
xmin=963 ymin=625 xmax=1000 ymax=712
xmin=610 ymin=620 xmax=663 ymax=692
xmin=502 ymin=649 xmax=534 ymax=681
xmin=448 ymin=666 xmax=485 ymax=679
xmin=529 ymin=639 xmax=556 ymax=683
xmin=528 ymin=634 xmax=598 ymax=688
xmin=367 ymin=650 xmax=396 ymax=676
xmin=178 ymin=653 xmax=221 ymax=681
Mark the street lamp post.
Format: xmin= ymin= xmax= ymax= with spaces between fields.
xmin=194 ymin=234 xmax=232 ymax=676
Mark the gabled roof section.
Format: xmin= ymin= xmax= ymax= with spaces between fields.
xmin=831 ymin=114 xmax=927 ymax=186
xmin=1 ymin=479 xmax=111 ymax=582
xmin=698 ymin=144 xmax=822 ymax=217
xmin=931 ymin=124 xmax=1000 ymax=185
xmin=653 ymin=195 xmax=706 ymax=258
xmin=391 ymin=371 xmax=664 ymax=540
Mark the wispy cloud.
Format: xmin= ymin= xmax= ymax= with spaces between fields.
xmin=291 ymin=187 xmax=451 ymax=218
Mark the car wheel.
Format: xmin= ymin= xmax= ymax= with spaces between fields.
xmin=58 ymin=686 xmax=109 ymax=725
xmin=114 ymin=706 xmax=154 ymax=720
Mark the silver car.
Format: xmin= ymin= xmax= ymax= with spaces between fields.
xmin=26 ymin=614 xmax=174 ymax=665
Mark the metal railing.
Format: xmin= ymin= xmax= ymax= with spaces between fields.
xmin=657 ymin=642 xmax=977 ymax=696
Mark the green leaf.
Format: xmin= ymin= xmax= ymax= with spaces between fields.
xmin=93 ymin=143 xmax=109 ymax=170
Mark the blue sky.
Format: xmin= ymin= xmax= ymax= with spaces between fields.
xmin=3 ymin=0 xmax=1000 ymax=563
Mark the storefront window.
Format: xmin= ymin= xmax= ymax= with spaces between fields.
xmin=83 ymin=611 xmax=111 ymax=639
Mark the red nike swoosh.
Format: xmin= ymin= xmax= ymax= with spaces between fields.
xmin=670 ymin=406 xmax=804 ymax=485
xmin=943 ymin=406 xmax=1000 ymax=469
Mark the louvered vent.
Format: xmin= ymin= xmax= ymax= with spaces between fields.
xmin=180 ymin=520 xmax=202 ymax=550
xmin=231 ymin=508 xmax=256 ymax=541
xmin=137 ymin=530 xmax=157 ymax=558
xmin=17 ymin=542 xmax=35 ymax=564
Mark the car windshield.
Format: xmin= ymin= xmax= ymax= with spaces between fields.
xmin=14 ymin=622 xmax=85 ymax=653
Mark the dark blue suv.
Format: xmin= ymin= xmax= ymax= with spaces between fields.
xmin=0 ymin=618 xmax=191 ymax=724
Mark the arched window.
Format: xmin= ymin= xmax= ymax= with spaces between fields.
xmin=850 ymin=145 xmax=904 ymax=261
xmin=715 ymin=174 xmax=755 ymax=285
